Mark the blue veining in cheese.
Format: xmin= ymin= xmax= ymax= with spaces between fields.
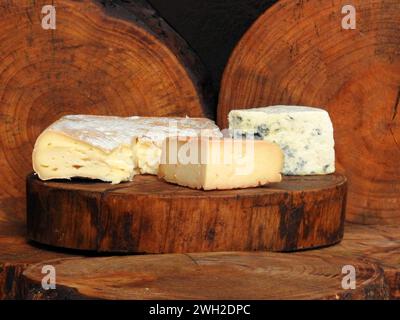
xmin=228 ymin=106 xmax=335 ymax=175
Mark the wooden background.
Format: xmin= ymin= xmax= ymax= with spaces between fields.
xmin=0 ymin=0 xmax=399 ymax=299
xmin=152 ymin=0 xmax=400 ymax=225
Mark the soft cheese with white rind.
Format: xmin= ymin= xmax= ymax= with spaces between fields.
xmin=228 ymin=106 xmax=335 ymax=175
xmin=33 ymin=115 xmax=222 ymax=184
xmin=158 ymin=137 xmax=283 ymax=190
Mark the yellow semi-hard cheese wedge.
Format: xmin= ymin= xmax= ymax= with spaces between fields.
xmin=158 ymin=137 xmax=284 ymax=190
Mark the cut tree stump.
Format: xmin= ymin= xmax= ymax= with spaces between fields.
xmin=218 ymin=0 xmax=400 ymax=224
xmin=0 ymin=0 xmax=214 ymax=204
xmin=3 ymin=221 xmax=398 ymax=300
xmin=322 ymin=223 xmax=400 ymax=299
xmin=20 ymin=250 xmax=389 ymax=300
xmin=0 ymin=199 xmax=81 ymax=299
xmin=26 ymin=173 xmax=347 ymax=253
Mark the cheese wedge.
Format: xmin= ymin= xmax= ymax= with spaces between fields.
xmin=158 ymin=137 xmax=284 ymax=190
xmin=229 ymin=106 xmax=335 ymax=175
xmin=33 ymin=115 xmax=222 ymax=184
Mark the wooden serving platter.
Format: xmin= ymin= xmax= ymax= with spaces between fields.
xmin=26 ymin=173 xmax=347 ymax=253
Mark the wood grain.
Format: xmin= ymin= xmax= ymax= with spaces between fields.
xmin=0 ymin=199 xmax=80 ymax=299
xmin=3 ymin=222 xmax=398 ymax=300
xmin=0 ymin=0 xmax=213 ymax=204
xmin=26 ymin=173 xmax=347 ymax=253
xmin=20 ymin=251 xmax=388 ymax=300
xmin=322 ymin=223 xmax=400 ymax=299
xmin=218 ymin=0 xmax=400 ymax=224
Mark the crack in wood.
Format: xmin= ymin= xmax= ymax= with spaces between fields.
xmin=386 ymin=88 xmax=400 ymax=154
xmin=392 ymin=87 xmax=400 ymax=121
xmin=389 ymin=127 xmax=400 ymax=153
xmin=96 ymin=183 xmax=138 ymax=249
xmin=183 ymin=253 xmax=199 ymax=266
xmin=25 ymin=9 xmax=33 ymax=25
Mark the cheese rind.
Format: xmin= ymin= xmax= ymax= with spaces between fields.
xmin=228 ymin=106 xmax=335 ymax=175
xmin=33 ymin=115 xmax=222 ymax=184
xmin=158 ymin=138 xmax=283 ymax=190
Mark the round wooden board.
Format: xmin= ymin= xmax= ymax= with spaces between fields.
xmin=217 ymin=0 xmax=400 ymax=224
xmin=0 ymin=0 xmax=213 ymax=204
xmin=322 ymin=223 xmax=400 ymax=299
xmin=21 ymin=251 xmax=388 ymax=300
xmin=26 ymin=173 xmax=347 ymax=253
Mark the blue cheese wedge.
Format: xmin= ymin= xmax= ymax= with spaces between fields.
xmin=33 ymin=115 xmax=222 ymax=184
xmin=228 ymin=106 xmax=335 ymax=175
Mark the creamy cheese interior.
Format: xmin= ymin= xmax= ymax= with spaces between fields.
xmin=135 ymin=138 xmax=164 ymax=175
xmin=32 ymin=115 xmax=222 ymax=184
xmin=33 ymin=132 xmax=137 ymax=184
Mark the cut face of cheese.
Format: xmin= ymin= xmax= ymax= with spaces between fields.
xmin=158 ymin=137 xmax=283 ymax=190
xmin=33 ymin=131 xmax=137 ymax=185
xmin=33 ymin=115 xmax=222 ymax=184
xmin=229 ymin=106 xmax=335 ymax=175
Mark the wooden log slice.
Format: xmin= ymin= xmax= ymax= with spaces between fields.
xmin=20 ymin=251 xmax=388 ymax=300
xmin=26 ymin=173 xmax=347 ymax=253
xmin=217 ymin=0 xmax=400 ymax=224
xmin=0 ymin=199 xmax=81 ymax=299
xmin=322 ymin=223 xmax=400 ymax=299
xmin=0 ymin=0 xmax=214 ymax=204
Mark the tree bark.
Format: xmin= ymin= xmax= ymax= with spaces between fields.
xmin=27 ymin=173 xmax=347 ymax=253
